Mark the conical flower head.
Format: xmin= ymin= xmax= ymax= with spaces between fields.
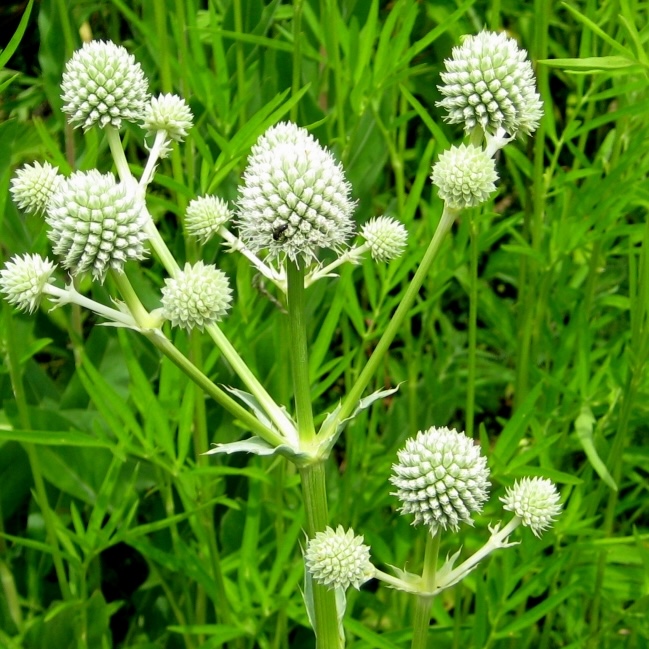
xmin=161 ymin=261 xmax=232 ymax=331
xmin=143 ymin=93 xmax=193 ymax=154
xmin=46 ymin=171 xmax=148 ymax=281
xmin=361 ymin=216 xmax=408 ymax=262
xmin=437 ymin=31 xmax=543 ymax=137
xmin=61 ymin=40 xmax=150 ymax=130
xmin=237 ymin=122 xmax=356 ymax=265
xmin=11 ymin=162 xmax=63 ymax=217
xmin=305 ymin=526 xmax=374 ymax=590
xmin=185 ymin=195 xmax=232 ymax=244
xmin=0 ymin=254 xmax=56 ymax=314
xmin=501 ymin=477 xmax=561 ymax=538
xmin=431 ymin=143 xmax=498 ymax=209
xmin=391 ymin=426 xmax=490 ymax=534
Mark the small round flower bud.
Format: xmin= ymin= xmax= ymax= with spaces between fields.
xmin=143 ymin=93 xmax=193 ymax=143
xmin=437 ymin=31 xmax=543 ymax=137
xmin=361 ymin=216 xmax=408 ymax=262
xmin=10 ymin=162 xmax=63 ymax=217
xmin=61 ymin=40 xmax=150 ymax=130
xmin=46 ymin=171 xmax=148 ymax=281
xmin=185 ymin=195 xmax=232 ymax=244
xmin=0 ymin=254 xmax=56 ymax=314
xmin=305 ymin=526 xmax=374 ymax=591
xmin=431 ymin=144 xmax=498 ymax=209
xmin=237 ymin=122 xmax=356 ymax=265
xmin=161 ymin=261 xmax=232 ymax=330
xmin=501 ymin=477 xmax=561 ymax=538
xmin=391 ymin=426 xmax=490 ymax=534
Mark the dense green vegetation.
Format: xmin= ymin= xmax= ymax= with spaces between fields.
xmin=1 ymin=0 xmax=648 ymax=647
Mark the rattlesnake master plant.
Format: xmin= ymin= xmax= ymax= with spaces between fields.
xmin=390 ymin=426 xmax=491 ymax=534
xmin=502 ymin=477 xmax=562 ymax=537
xmin=185 ymin=195 xmax=233 ymax=244
xmin=237 ymin=122 xmax=356 ymax=266
xmin=10 ymin=162 xmax=62 ymax=217
xmin=61 ymin=40 xmax=150 ymax=131
xmin=0 ymin=254 xmax=56 ymax=314
xmin=437 ymin=30 xmax=543 ymax=137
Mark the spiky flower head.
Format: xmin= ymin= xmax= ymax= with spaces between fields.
xmin=431 ymin=143 xmax=498 ymax=209
xmin=0 ymin=254 xmax=57 ymax=314
xmin=437 ymin=31 xmax=543 ymax=137
xmin=143 ymin=93 xmax=193 ymax=148
xmin=305 ymin=526 xmax=375 ymax=591
xmin=10 ymin=162 xmax=63 ymax=217
xmin=391 ymin=426 xmax=490 ymax=534
xmin=161 ymin=261 xmax=232 ymax=331
xmin=61 ymin=40 xmax=150 ymax=130
xmin=361 ymin=216 xmax=408 ymax=262
xmin=237 ymin=122 xmax=356 ymax=265
xmin=46 ymin=171 xmax=148 ymax=281
xmin=185 ymin=195 xmax=232 ymax=244
xmin=501 ymin=477 xmax=561 ymax=538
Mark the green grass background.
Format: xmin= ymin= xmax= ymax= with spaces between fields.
xmin=1 ymin=0 xmax=648 ymax=647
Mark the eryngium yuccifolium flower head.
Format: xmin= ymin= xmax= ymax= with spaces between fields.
xmin=390 ymin=426 xmax=490 ymax=534
xmin=305 ymin=526 xmax=375 ymax=591
xmin=237 ymin=122 xmax=356 ymax=265
xmin=161 ymin=261 xmax=232 ymax=331
xmin=46 ymin=170 xmax=148 ymax=281
xmin=437 ymin=31 xmax=543 ymax=137
xmin=185 ymin=195 xmax=232 ymax=243
xmin=431 ymin=144 xmax=498 ymax=209
xmin=61 ymin=40 xmax=150 ymax=130
xmin=361 ymin=216 xmax=408 ymax=262
xmin=501 ymin=477 xmax=562 ymax=538
xmin=0 ymin=254 xmax=56 ymax=314
xmin=143 ymin=93 xmax=193 ymax=143
xmin=11 ymin=162 xmax=63 ymax=217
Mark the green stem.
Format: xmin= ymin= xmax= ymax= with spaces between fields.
xmin=466 ymin=217 xmax=478 ymax=438
xmin=233 ymin=0 xmax=247 ymax=128
xmin=411 ymin=532 xmax=441 ymax=649
xmin=299 ymin=463 xmax=341 ymax=649
xmin=291 ymin=0 xmax=304 ymax=123
xmin=321 ymin=206 xmax=458 ymax=438
xmin=287 ymin=261 xmax=316 ymax=445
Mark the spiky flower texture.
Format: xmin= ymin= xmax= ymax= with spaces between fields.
xmin=391 ymin=426 xmax=490 ymax=534
xmin=11 ymin=162 xmax=63 ymax=217
xmin=237 ymin=122 xmax=355 ymax=265
xmin=185 ymin=196 xmax=232 ymax=244
xmin=46 ymin=171 xmax=148 ymax=281
xmin=361 ymin=216 xmax=408 ymax=262
xmin=305 ymin=526 xmax=374 ymax=590
xmin=0 ymin=254 xmax=56 ymax=314
xmin=144 ymin=94 xmax=193 ymax=150
xmin=501 ymin=477 xmax=561 ymax=538
xmin=431 ymin=144 xmax=498 ymax=209
xmin=61 ymin=40 xmax=150 ymax=130
xmin=438 ymin=31 xmax=543 ymax=137
xmin=161 ymin=261 xmax=232 ymax=331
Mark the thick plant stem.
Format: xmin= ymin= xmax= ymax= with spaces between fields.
xmin=322 ymin=206 xmax=458 ymax=439
xmin=287 ymin=262 xmax=340 ymax=647
xmin=411 ymin=532 xmax=441 ymax=649
xmin=300 ymin=463 xmax=342 ymax=649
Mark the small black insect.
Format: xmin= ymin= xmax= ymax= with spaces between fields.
xmin=272 ymin=224 xmax=289 ymax=241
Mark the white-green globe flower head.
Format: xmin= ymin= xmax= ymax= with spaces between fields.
xmin=237 ymin=122 xmax=356 ymax=265
xmin=501 ymin=477 xmax=562 ymax=538
xmin=144 ymin=93 xmax=193 ymax=152
xmin=46 ymin=170 xmax=148 ymax=282
xmin=391 ymin=426 xmax=490 ymax=535
xmin=305 ymin=526 xmax=375 ymax=591
xmin=361 ymin=216 xmax=408 ymax=262
xmin=431 ymin=144 xmax=498 ymax=209
xmin=10 ymin=162 xmax=63 ymax=217
xmin=185 ymin=195 xmax=232 ymax=244
xmin=437 ymin=31 xmax=543 ymax=137
xmin=0 ymin=254 xmax=56 ymax=314
xmin=161 ymin=261 xmax=232 ymax=331
xmin=61 ymin=40 xmax=150 ymax=130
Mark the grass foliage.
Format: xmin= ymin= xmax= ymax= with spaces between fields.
xmin=1 ymin=0 xmax=649 ymax=647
